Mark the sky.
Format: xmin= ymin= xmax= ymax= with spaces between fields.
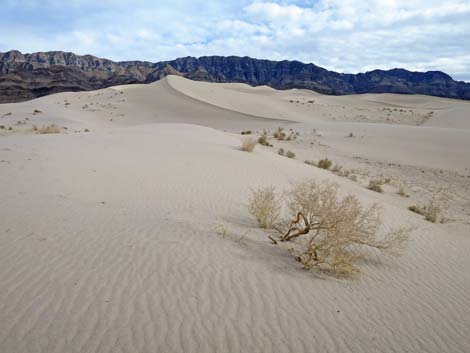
xmin=1 ymin=0 xmax=470 ymax=81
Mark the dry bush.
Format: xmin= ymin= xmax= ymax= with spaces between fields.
xmin=248 ymin=186 xmax=281 ymax=229
xmin=409 ymin=190 xmax=449 ymax=223
xmin=258 ymin=134 xmax=272 ymax=147
xmin=317 ymin=158 xmax=332 ymax=170
xmin=367 ymin=179 xmax=384 ymax=193
xmin=241 ymin=137 xmax=256 ymax=152
xmin=304 ymin=160 xmax=316 ymax=167
xmin=280 ymin=180 xmax=409 ymax=276
xmin=249 ymin=180 xmax=410 ymax=276
xmin=285 ymin=150 xmax=296 ymax=159
xmin=241 ymin=130 xmax=252 ymax=135
xmin=408 ymin=205 xmax=424 ymax=215
xmin=273 ymin=127 xmax=286 ymax=140
xmin=278 ymin=148 xmax=285 ymax=156
xmin=37 ymin=124 xmax=61 ymax=134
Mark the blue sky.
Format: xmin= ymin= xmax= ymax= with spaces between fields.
xmin=1 ymin=0 xmax=470 ymax=81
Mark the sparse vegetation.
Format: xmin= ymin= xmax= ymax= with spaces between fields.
xmin=241 ymin=130 xmax=252 ymax=135
xmin=258 ymin=133 xmax=272 ymax=147
xmin=273 ymin=127 xmax=286 ymax=140
xmin=249 ymin=180 xmax=410 ymax=276
xmin=304 ymin=160 xmax=316 ymax=167
xmin=278 ymin=148 xmax=285 ymax=156
xmin=368 ymin=179 xmax=384 ymax=193
xmin=408 ymin=190 xmax=449 ymax=223
xmin=285 ymin=150 xmax=296 ymax=159
xmin=33 ymin=109 xmax=42 ymax=115
xmin=248 ymin=186 xmax=281 ymax=229
xmin=241 ymin=137 xmax=256 ymax=152
xmin=317 ymin=158 xmax=332 ymax=170
xmin=347 ymin=132 xmax=354 ymax=138
xmin=37 ymin=124 xmax=61 ymax=134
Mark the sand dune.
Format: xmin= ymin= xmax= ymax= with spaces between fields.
xmin=1 ymin=77 xmax=470 ymax=353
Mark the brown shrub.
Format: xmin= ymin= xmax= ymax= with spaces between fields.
xmin=368 ymin=179 xmax=384 ymax=193
xmin=249 ymin=180 xmax=410 ymax=276
xmin=317 ymin=158 xmax=332 ymax=170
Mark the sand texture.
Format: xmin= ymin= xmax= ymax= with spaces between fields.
xmin=1 ymin=76 xmax=470 ymax=353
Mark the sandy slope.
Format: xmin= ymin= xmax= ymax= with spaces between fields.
xmin=1 ymin=77 xmax=470 ymax=353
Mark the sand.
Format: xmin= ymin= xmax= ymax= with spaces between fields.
xmin=1 ymin=76 xmax=470 ymax=353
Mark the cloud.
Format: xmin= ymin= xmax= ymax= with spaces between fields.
xmin=0 ymin=0 xmax=469 ymax=81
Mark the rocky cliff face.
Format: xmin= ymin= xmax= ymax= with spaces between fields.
xmin=1 ymin=50 xmax=469 ymax=103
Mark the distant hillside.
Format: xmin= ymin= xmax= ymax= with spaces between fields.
xmin=1 ymin=50 xmax=469 ymax=103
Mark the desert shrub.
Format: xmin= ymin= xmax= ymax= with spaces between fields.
xmin=248 ymin=186 xmax=281 ymax=229
xmin=258 ymin=134 xmax=272 ymax=146
xmin=33 ymin=109 xmax=42 ymax=114
xmin=285 ymin=150 xmax=296 ymax=159
xmin=250 ymin=180 xmax=410 ymax=276
xmin=347 ymin=132 xmax=354 ymax=138
xmin=273 ymin=127 xmax=286 ymax=140
xmin=409 ymin=191 xmax=449 ymax=223
xmin=408 ymin=205 xmax=424 ymax=215
xmin=241 ymin=137 xmax=256 ymax=152
xmin=304 ymin=160 xmax=316 ymax=167
xmin=0 ymin=125 xmax=4 ymax=129
xmin=368 ymin=179 xmax=383 ymax=193
xmin=241 ymin=130 xmax=252 ymax=135
xmin=317 ymin=158 xmax=332 ymax=170
xmin=37 ymin=124 xmax=61 ymax=134
xmin=278 ymin=148 xmax=285 ymax=156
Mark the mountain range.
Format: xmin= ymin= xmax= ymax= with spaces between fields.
xmin=1 ymin=50 xmax=469 ymax=103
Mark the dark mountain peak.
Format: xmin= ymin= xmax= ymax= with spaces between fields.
xmin=1 ymin=50 xmax=469 ymax=103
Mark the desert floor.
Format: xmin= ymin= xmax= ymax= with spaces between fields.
xmin=1 ymin=76 xmax=470 ymax=353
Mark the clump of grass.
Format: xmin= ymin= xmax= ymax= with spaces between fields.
xmin=285 ymin=150 xmax=296 ymax=159
xmin=241 ymin=130 xmax=252 ymax=135
xmin=304 ymin=160 xmax=316 ymax=167
xmin=241 ymin=137 xmax=256 ymax=152
xmin=367 ymin=179 xmax=384 ymax=193
xmin=347 ymin=132 xmax=354 ymax=138
xmin=317 ymin=158 xmax=332 ymax=170
xmin=37 ymin=124 xmax=61 ymax=134
xmin=0 ymin=125 xmax=5 ymax=129
xmin=278 ymin=148 xmax=285 ymax=156
xmin=33 ymin=109 xmax=42 ymax=115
